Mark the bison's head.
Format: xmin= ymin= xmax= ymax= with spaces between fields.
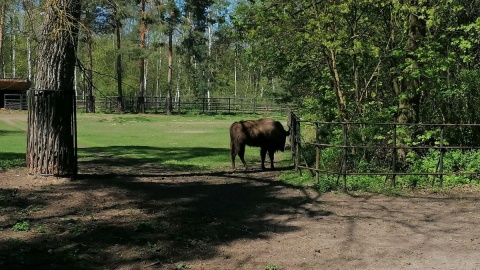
xmin=276 ymin=126 xmax=291 ymax=152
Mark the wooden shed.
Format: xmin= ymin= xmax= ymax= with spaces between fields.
xmin=0 ymin=78 xmax=31 ymax=109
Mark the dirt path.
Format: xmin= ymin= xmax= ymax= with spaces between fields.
xmin=1 ymin=162 xmax=480 ymax=270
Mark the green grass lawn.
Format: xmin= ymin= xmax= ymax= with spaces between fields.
xmin=0 ymin=111 xmax=27 ymax=170
xmin=0 ymin=112 xmax=291 ymax=172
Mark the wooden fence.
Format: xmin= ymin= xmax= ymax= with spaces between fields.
xmin=288 ymin=111 xmax=480 ymax=190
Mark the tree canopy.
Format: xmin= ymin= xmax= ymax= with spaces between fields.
xmin=1 ymin=0 xmax=479 ymax=125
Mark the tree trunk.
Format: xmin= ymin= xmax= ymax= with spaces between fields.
xmin=86 ymin=32 xmax=95 ymax=113
xmin=27 ymin=37 xmax=32 ymax=81
xmin=156 ymin=57 xmax=161 ymax=97
xmin=326 ymin=48 xmax=348 ymax=122
xmin=11 ymin=25 xmax=16 ymax=77
xmin=138 ymin=0 xmax=147 ymax=114
xmin=397 ymin=1 xmax=425 ymax=124
xmin=0 ymin=2 xmax=5 ymax=76
xmin=26 ymin=0 xmax=81 ymax=178
xmin=115 ymin=16 xmax=124 ymax=112
xmin=165 ymin=28 xmax=173 ymax=115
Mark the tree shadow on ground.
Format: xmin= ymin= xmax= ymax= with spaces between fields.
xmin=0 ymin=153 xmax=24 ymax=162
xmin=0 ymin=152 xmax=25 ymax=171
xmin=0 ymin=146 xmax=330 ymax=269
xmin=0 ymin=130 xmax=25 ymax=136
xmin=78 ymin=145 xmax=229 ymax=172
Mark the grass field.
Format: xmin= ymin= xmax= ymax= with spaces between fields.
xmin=0 ymin=111 xmax=292 ymax=172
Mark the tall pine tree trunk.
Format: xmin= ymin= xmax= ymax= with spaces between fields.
xmin=165 ymin=28 xmax=173 ymax=115
xmin=0 ymin=2 xmax=6 ymax=76
xmin=26 ymin=0 xmax=81 ymax=177
xmin=85 ymin=30 xmax=95 ymax=113
xmin=138 ymin=0 xmax=147 ymax=114
xmin=115 ymin=16 xmax=124 ymax=112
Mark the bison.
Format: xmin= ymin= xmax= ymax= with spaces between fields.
xmin=230 ymin=118 xmax=290 ymax=170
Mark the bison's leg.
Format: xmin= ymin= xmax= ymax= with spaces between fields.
xmin=260 ymin=147 xmax=268 ymax=170
xmin=268 ymin=149 xmax=275 ymax=169
xmin=238 ymin=145 xmax=248 ymax=169
xmin=230 ymin=146 xmax=237 ymax=170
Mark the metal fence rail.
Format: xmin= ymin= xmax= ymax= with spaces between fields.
xmin=76 ymin=96 xmax=288 ymax=115
xmin=288 ymin=111 xmax=480 ymax=190
xmin=4 ymin=94 xmax=27 ymax=110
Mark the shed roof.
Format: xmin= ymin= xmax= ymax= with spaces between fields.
xmin=0 ymin=78 xmax=31 ymax=91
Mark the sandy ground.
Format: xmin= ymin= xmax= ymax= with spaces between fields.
xmin=1 ymin=163 xmax=480 ymax=270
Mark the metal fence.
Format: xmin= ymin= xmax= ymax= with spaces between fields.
xmin=4 ymin=94 xmax=27 ymax=110
xmin=76 ymin=96 xmax=288 ymax=115
xmin=288 ymin=111 xmax=480 ymax=190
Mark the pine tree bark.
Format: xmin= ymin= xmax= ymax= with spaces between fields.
xmin=86 ymin=30 xmax=95 ymax=113
xmin=115 ymin=15 xmax=124 ymax=112
xmin=26 ymin=0 xmax=81 ymax=177
xmin=138 ymin=0 xmax=147 ymax=114
xmin=0 ymin=2 xmax=6 ymax=76
xmin=165 ymin=28 xmax=173 ymax=115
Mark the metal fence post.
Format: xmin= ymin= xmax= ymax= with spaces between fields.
xmin=342 ymin=123 xmax=347 ymax=191
xmin=392 ymin=122 xmax=397 ymax=187
xmin=315 ymin=122 xmax=320 ymax=183
xmin=438 ymin=126 xmax=445 ymax=188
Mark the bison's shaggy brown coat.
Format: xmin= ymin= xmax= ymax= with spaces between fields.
xmin=230 ymin=118 xmax=290 ymax=170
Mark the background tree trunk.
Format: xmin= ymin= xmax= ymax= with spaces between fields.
xmin=115 ymin=15 xmax=124 ymax=112
xmin=137 ymin=0 xmax=146 ymax=114
xmin=397 ymin=1 xmax=425 ymax=124
xmin=165 ymin=27 xmax=173 ymax=115
xmin=26 ymin=0 xmax=81 ymax=177
xmin=86 ymin=29 xmax=95 ymax=113
xmin=0 ymin=2 xmax=6 ymax=76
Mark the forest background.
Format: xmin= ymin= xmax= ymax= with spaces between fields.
xmin=1 ymin=0 xmax=480 ymax=124
xmin=2 ymin=0 xmax=480 ymax=189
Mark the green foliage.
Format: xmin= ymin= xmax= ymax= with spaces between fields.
xmin=265 ymin=263 xmax=279 ymax=270
xmin=293 ymin=118 xmax=480 ymax=192
xmin=12 ymin=221 xmax=30 ymax=232
xmin=35 ymin=226 xmax=46 ymax=233
xmin=0 ymin=159 xmax=25 ymax=171
xmin=176 ymin=263 xmax=191 ymax=270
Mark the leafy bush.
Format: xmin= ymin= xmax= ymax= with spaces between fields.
xmin=294 ymin=120 xmax=480 ymax=192
xmin=12 ymin=221 xmax=30 ymax=232
xmin=0 ymin=159 xmax=25 ymax=171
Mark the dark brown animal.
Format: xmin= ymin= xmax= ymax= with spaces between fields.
xmin=230 ymin=118 xmax=290 ymax=170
